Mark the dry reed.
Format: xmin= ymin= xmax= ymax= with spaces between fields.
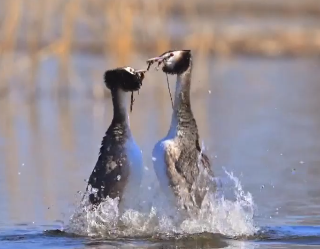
xmin=0 ymin=0 xmax=319 ymax=99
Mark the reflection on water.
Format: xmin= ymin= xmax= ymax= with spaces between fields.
xmin=1 ymin=55 xmax=320 ymax=248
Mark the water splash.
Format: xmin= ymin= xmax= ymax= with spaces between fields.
xmin=67 ymin=141 xmax=257 ymax=239
xmin=66 ymin=164 xmax=258 ymax=239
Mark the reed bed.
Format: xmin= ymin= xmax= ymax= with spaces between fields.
xmin=0 ymin=0 xmax=319 ymax=99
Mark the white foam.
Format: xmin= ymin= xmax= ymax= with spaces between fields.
xmin=66 ymin=166 xmax=258 ymax=238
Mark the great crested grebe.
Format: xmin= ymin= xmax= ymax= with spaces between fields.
xmin=147 ymin=50 xmax=215 ymax=214
xmin=86 ymin=67 xmax=146 ymax=210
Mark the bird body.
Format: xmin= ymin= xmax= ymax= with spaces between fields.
xmin=87 ymin=67 xmax=145 ymax=210
xmin=149 ymin=50 xmax=215 ymax=214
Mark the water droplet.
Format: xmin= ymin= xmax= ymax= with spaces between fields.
xmin=260 ymin=185 xmax=265 ymax=189
xmin=214 ymin=155 xmax=218 ymax=158
xmin=208 ymin=90 xmax=211 ymax=94
xmin=32 ymin=221 xmax=35 ymax=224
xmin=299 ymin=161 xmax=304 ymax=164
xmin=21 ymin=163 xmax=25 ymax=167
xmin=144 ymin=167 xmax=148 ymax=170
xmin=18 ymin=172 xmax=21 ymax=175
xmin=152 ymin=157 xmax=157 ymax=162
xmin=280 ymin=153 xmax=283 ymax=156
xmin=147 ymin=186 xmax=151 ymax=190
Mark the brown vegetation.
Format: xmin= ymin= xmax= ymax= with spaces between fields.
xmin=0 ymin=0 xmax=319 ymax=98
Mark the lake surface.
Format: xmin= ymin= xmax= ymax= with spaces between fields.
xmin=1 ymin=55 xmax=320 ymax=248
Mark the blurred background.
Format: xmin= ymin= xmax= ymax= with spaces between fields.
xmin=0 ymin=0 xmax=320 ymax=229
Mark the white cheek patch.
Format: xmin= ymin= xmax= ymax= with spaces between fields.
xmin=165 ymin=51 xmax=182 ymax=68
xmin=166 ymin=59 xmax=174 ymax=66
xmin=172 ymin=51 xmax=182 ymax=58
xmin=123 ymin=67 xmax=135 ymax=75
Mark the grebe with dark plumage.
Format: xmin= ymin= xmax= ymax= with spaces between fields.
xmin=147 ymin=50 xmax=215 ymax=215
xmin=86 ymin=67 xmax=146 ymax=210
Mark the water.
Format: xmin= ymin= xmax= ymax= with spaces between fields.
xmin=1 ymin=55 xmax=320 ymax=248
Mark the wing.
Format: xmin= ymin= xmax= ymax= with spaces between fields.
xmin=174 ymin=147 xmax=200 ymax=186
xmin=87 ymin=134 xmax=129 ymax=204
xmin=174 ymin=148 xmax=215 ymax=208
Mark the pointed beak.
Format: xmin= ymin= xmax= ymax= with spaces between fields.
xmin=146 ymin=56 xmax=163 ymax=64
xmin=136 ymin=69 xmax=147 ymax=73
xmin=146 ymin=53 xmax=174 ymax=71
xmin=146 ymin=56 xmax=165 ymax=70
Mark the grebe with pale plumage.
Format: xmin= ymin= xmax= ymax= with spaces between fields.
xmin=86 ymin=67 xmax=146 ymax=210
xmin=147 ymin=50 xmax=215 ymax=215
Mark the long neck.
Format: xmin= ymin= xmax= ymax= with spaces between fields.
xmin=168 ymin=63 xmax=198 ymax=137
xmin=98 ymin=89 xmax=130 ymax=162
xmin=110 ymin=88 xmax=130 ymax=126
